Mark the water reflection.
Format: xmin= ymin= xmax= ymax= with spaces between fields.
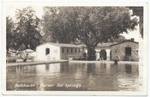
xmin=7 ymin=62 xmax=140 ymax=91
xmin=87 ymin=64 xmax=96 ymax=75
xmin=60 ymin=63 xmax=69 ymax=72
xmin=45 ymin=64 xmax=49 ymax=70
xmin=35 ymin=63 xmax=61 ymax=74
xmin=101 ymin=63 xmax=106 ymax=69
xmin=125 ymin=64 xmax=132 ymax=74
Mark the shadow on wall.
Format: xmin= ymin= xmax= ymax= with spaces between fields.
xmin=124 ymin=56 xmax=135 ymax=61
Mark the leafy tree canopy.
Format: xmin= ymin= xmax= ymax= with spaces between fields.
xmin=42 ymin=7 xmax=138 ymax=60
xmin=14 ymin=6 xmax=42 ymax=50
xmin=6 ymin=17 xmax=16 ymax=51
xmin=129 ymin=7 xmax=143 ymax=38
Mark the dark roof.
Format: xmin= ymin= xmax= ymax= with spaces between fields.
xmin=50 ymin=43 xmax=82 ymax=48
xmin=37 ymin=40 xmax=138 ymax=48
xmin=97 ymin=42 xmax=118 ymax=47
xmin=110 ymin=40 xmax=139 ymax=47
xmin=37 ymin=43 xmax=82 ymax=48
xmin=82 ymin=42 xmax=118 ymax=48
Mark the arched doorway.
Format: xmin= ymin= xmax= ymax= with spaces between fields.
xmin=100 ymin=49 xmax=106 ymax=60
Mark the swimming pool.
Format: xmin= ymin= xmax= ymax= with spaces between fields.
xmin=6 ymin=62 xmax=141 ymax=91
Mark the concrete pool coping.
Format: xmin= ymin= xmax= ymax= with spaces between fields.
xmin=6 ymin=60 xmax=139 ymax=67
xmin=6 ymin=60 xmax=68 ymax=67
xmin=69 ymin=60 xmax=139 ymax=64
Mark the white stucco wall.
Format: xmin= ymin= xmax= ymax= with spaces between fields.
xmin=35 ymin=43 xmax=60 ymax=61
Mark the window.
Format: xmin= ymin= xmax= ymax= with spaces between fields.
xmin=46 ymin=48 xmax=50 ymax=55
xmin=75 ymin=48 xmax=77 ymax=53
xmin=125 ymin=47 xmax=131 ymax=56
xmin=67 ymin=48 xmax=69 ymax=53
xmin=71 ymin=48 xmax=73 ymax=53
xmin=62 ymin=47 xmax=65 ymax=53
xmin=78 ymin=49 xmax=80 ymax=53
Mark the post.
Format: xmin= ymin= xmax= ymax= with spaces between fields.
xmin=106 ymin=49 xmax=110 ymax=61
xmin=85 ymin=49 xmax=87 ymax=61
xmin=96 ymin=49 xmax=100 ymax=60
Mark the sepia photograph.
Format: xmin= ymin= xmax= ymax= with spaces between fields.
xmin=2 ymin=2 xmax=148 ymax=95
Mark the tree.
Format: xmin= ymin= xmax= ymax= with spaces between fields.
xmin=15 ymin=6 xmax=42 ymax=50
xmin=129 ymin=7 xmax=143 ymax=38
xmin=42 ymin=7 xmax=138 ymax=60
xmin=42 ymin=7 xmax=79 ymax=43
xmin=6 ymin=17 xmax=15 ymax=51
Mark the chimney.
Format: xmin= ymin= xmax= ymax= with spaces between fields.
xmin=131 ymin=38 xmax=134 ymax=42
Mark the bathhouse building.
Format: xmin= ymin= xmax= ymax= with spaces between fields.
xmin=35 ymin=43 xmax=82 ymax=61
xmin=95 ymin=39 xmax=139 ymax=61
xmin=110 ymin=40 xmax=139 ymax=61
xmin=83 ymin=39 xmax=139 ymax=61
xmin=35 ymin=39 xmax=139 ymax=61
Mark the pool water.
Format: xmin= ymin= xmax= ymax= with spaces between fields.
xmin=6 ymin=62 xmax=141 ymax=91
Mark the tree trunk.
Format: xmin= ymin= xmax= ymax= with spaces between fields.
xmin=87 ymin=46 xmax=96 ymax=60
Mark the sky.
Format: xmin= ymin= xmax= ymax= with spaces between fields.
xmin=6 ymin=5 xmax=142 ymax=42
xmin=120 ymin=24 xmax=142 ymax=42
xmin=6 ymin=5 xmax=44 ymax=19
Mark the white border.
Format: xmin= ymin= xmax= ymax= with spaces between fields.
xmin=1 ymin=1 xmax=148 ymax=96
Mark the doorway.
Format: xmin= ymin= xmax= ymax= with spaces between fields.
xmin=125 ymin=47 xmax=131 ymax=56
xmin=100 ymin=49 xmax=106 ymax=60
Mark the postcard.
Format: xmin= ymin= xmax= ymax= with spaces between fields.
xmin=2 ymin=1 xmax=148 ymax=96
